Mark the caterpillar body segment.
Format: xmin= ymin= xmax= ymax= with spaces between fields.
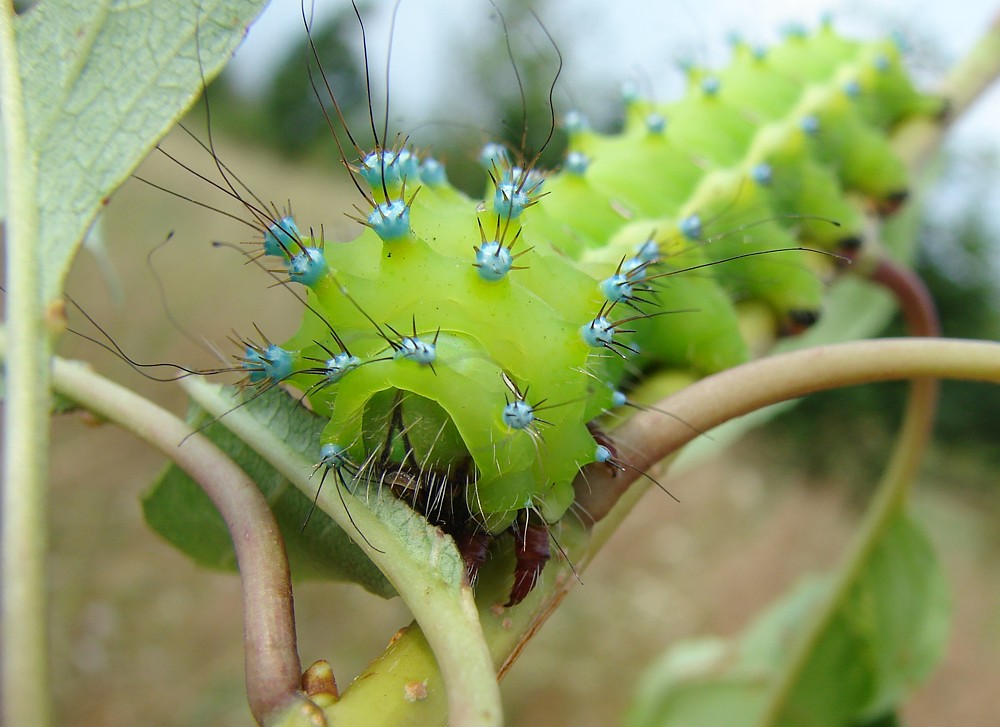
xmin=744 ymin=125 xmax=866 ymax=251
xmin=231 ymin=22 xmax=941 ymax=605
xmin=797 ymin=85 xmax=911 ymax=208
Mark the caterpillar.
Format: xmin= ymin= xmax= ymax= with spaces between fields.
xmin=137 ymin=8 xmax=942 ymax=607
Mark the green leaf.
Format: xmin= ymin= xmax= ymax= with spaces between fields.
xmin=143 ymin=385 xmax=396 ymax=599
xmin=626 ymin=638 xmax=770 ymax=727
xmin=13 ymin=0 xmax=271 ymax=303
xmin=625 ymin=512 xmax=950 ymax=727
xmin=769 ymin=513 xmax=951 ymax=726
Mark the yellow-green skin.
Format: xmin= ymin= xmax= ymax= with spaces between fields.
xmin=266 ymin=24 xmax=940 ymax=535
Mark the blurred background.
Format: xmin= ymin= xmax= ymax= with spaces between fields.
xmin=50 ymin=0 xmax=1000 ymax=724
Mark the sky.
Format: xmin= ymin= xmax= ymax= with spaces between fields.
xmin=226 ymin=0 xmax=1000 ymax=151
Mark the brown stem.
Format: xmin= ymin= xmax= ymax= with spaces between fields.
xmin=866 ymin=257 xmax=942 ymax=505
xmin=869 ymin=258 xmax=941 ymax=338
xmin=49 ymin=357 xmax=317 ymax=725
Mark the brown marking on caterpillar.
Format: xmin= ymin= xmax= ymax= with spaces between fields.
xmin=782 ymin=309 xmax=821 ymax=336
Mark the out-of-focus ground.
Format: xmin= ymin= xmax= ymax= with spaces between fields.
xmin=49 ymin=132 xmax=1000 ymax=726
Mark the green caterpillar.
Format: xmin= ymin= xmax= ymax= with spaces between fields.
xmin=218 ymin=19 xmax=940 ymax=605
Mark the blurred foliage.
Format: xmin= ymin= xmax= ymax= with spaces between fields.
xmin=441 ymin=0 xmax=569 ymax=193
xmin=206 ymin=0 xmax=569 ymax=195
xmin=206 ymin=3 xmax=372 ymax=161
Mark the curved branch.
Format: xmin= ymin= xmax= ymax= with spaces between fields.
xmin=575 ymin=337 xmax=1000 ymax=520
xmin=47 ymin=357 xmax=317 ymax=725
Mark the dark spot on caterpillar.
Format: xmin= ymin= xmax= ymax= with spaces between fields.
xmin=835 ymin=235 xmax=864 ymax=265
xmin=877 ymin=189 xmax=910 ymax=216
xmin=838 ymin=235 xmax=864 ymax=253
xmin=839 ymin=235 xmax=863 ymax=250
xmin=785 ymin=308 xmax=821 ymax=334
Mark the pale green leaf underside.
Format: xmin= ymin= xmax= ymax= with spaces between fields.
xmin=150 ymin=379 xmax=469 ymax=600
xmin=14 ymin=0 xmax=270 ymax=302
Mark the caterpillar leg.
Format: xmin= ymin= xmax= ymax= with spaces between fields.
xmin=506 ymin=513 xmax=551 ymax=607
xmin=454 ymin=530 xmax=493 ymax=586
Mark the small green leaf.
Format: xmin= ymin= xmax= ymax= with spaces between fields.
xmin=14 ymin=0 xmax=271 ymax=302
xmin=626 ymin=512 xmax=950 ymax=727
xmin=143 ymin=386 xmax=396 ymax=599
xmin=626 ymin=638 xmax=769 ymax=727
xmin=770 ymin=513 xmax=951 ymax=726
